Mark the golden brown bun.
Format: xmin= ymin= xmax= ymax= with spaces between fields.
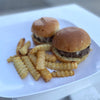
xmin=52 ymin=27 xmax=91 ymax=52
xmin=32 ymin=17 xmax=59 ymax=37
xmin=52 ymin=47 xmax=89 ymax=63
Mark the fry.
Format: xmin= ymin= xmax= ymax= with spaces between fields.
xmin=7 ymin=56 xmax=16 ymax=63
xmin=22 ymin=56 xmax=40 ymax=81
xmin=13 ymin=57 xmax=28 ymax=79
xmin=16 ymin=38 xmax=25 ymax=55
xmin=7 ymin=56 xmax=13 ymax=63
xmin=36 ymin=51 xmax=45 ymax=70
xmin=28 ymin=54 xmax=52 ymax=82
xmin=40 ymin=68 xmax=52 ymax=82
xmin=28 ymin=48 xmax=32 ymax=53
xmin=7 ymin=55 xmax=22 ymax=63
xmin=46 ymin=61 xmax=77 ymax=70
xmin=28 ymin=54 xmax=37 ymax=66
xmin=28 ymin=54 xmax=77 ymax=70
xmin=29 ymin=44 xmax=52 ymax=54
xmin=19 ymin=41 xmax=31 ymax=55
xmin=45 ymin=53 xmax=57 ymax=62
xmin=28 ymin=53 xmax=56 ymax=65
xmin=51 ymin=70 xmax=74 ymax=77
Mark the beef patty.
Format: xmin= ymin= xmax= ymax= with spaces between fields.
xmin=33 ymin=34 xmax=54 ymax=43
xmin=55 ymin=46 xmax=90 ymax=58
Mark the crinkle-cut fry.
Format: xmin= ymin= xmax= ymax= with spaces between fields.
xmin=16 ymin=38 xmax=25 ymax=55
xmin=46 ymin=61 xmax=77 ymax=70
xmin=28 ymin=53 xmax=56 ymax=65
xmin=51 ymin=70 xmax=74 ymax=77
xmin=7 ymin=55 xmax=22 ymax=63
xmin=13 ymin=57 xmax=28 ymax=79
xmin=40 ymin=68 xmax=52 ymax=82
xmin=7 ymin=56 xmax=13 ymax=63
xmin=36 ymin=50 xmax=45 ymax=70
xmin=28 ymin=54 xmax=37 ymax=66
xmin=7 ymin=55 xmax=17 ymax=63
xmin=45 ymin=53 xmax=57 ymax=62
xmin=19 ymin=41 xmax=31 ymax=55
xmin=21 ymin=56 xmax=40 ymax=81
xmin=27 ymin=55 xmax=52 ymax=82
xmin=28 ymin=54 xmax=77 ymax=70
xmin=29 ymin=44 xmax=52 ymax=54
xmin=28 ymin=48 xmax=32 ymax=54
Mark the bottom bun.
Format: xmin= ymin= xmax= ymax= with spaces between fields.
xmin=52 ymin=47 xmax=89 ymax=63
xmin=32 ymin=35 xmax=43 ymax=45
xmin=77 ymin=54 xmax=89 ymax=64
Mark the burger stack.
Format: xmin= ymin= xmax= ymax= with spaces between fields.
xmin=32 ymin=17 xmax=91 ymax=63
xmin=31 ymin=17 xmax=59 ymax=45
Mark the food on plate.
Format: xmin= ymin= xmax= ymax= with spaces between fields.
xmin=16 ymin=38 xmax=25 ymax=55
xmin=28 ymin=54 xmax=37 ymax=66
xmin=36 ymin=50 xmax=45 ymax=70
xmin=7 ymin=55 xmax=17 ymax=63
xmin=19 ymin=41 xmax=31 ymax=55
xmin=52 ymin=27 xmax=91 ymax=63
xmin=40 ymin=68 xmax=52 ymax=82
xmin=28 ymin=54 xmax=52 ymax=82
xmin=46 ymin=61 xmax=77 ymax=70
xmin=8 ymin=19 xmax=92 ymax=82
xmin=29 ymin=44 xmax=52 ymax=54
xmin=31 ymin=17 xmax=59 ymax=44
xmin=51 ymin=70 xmax=74 ymax=77
xmin=22 ymin=56 xmax=40 ymax=81
xmin=13 ymin=57 xmax=28 ymax=79
xmin=29 ymin=52 xmax=57 ymax=62
xmin=45 ymin=53 xmax=57 ymax=62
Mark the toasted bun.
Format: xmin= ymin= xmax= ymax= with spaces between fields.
xmin=52 ymin=27 xmax=91 ymax=52
xmin=32 ymin=17 xmax=59 ymax=37
xmin=52 ymin=47 xmax=89 ymax=63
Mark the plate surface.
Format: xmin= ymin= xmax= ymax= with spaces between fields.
xmin=0 ymin=18 xmax=100 ymax=98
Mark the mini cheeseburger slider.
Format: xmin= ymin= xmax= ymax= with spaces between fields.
xmin=52 ymin=27 xmax=91 ymax=63
xmin=31 ymin=17 xmax=59 ymax=45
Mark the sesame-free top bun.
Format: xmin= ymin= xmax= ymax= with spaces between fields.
xmin=53 ymin=27 xmax=91 ymax=52
xmin=31 ymin=17 xmax=59 ymax=37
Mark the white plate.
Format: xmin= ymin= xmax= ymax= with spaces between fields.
xmin=0 ymin=18 xmax=100 ymax=98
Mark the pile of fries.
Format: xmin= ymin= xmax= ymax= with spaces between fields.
xmin=7 ymin=38 xmax=77 ymax=82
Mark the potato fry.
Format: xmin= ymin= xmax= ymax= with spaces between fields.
xmin=28 ymin=54 xmax=52 ymax=82
xmin=7 ymin=56 xmax=13 ymax=63
xmin=22 ymin=56 xmax=40 ymax=81
xmin=28 ymin=54 xmax=77 ymax=70
xmin=28 ymin=53 xmax=56 ymax=65
xmin=45 ymin=53 xmax=57 ymax=62
xmin=46 ymin=61 xmax=77 ymax=70
xmin=28 ymin=54 xmax=37 ymax=66
xmin=40 ymin=68 xmax=52 ymax=82
xmin=19 ymin=41 xmax=31 ymax=55
xmin=16 ymin=38 xmax=25 ymax=55
xmin=36 ymin=50 xmax=45 ymax=70
xmin=29 ymin=44 xmax=52 ymax=54
xmin=13 ymin=57 xmax=28 ymax=79
xmin=7 ymin=55 xmax=22 ymax=63
xmin=51 ymin=70 xmax=74 ymax=77
xmin=28 ymin=48 xmax=32 ymax=53
xmin=7 ymin=56 xmax=16 ymax=63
